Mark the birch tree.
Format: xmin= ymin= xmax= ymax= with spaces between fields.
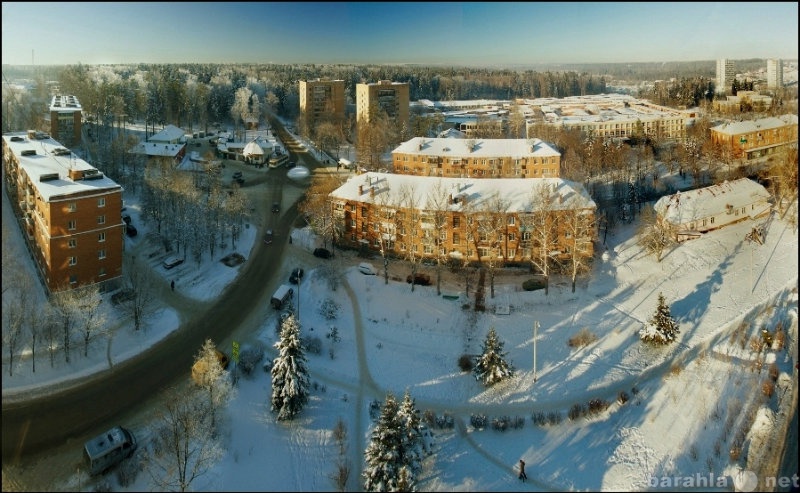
xmin=521 ymin=182 xmax=561 ymax=295
xmin=562 ymin=207 xmax=596 ymax=292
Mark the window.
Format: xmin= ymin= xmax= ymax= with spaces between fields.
xmin=98 ymin=215 xmax=106 ymax=225
xmin=69 ymin=257 xmax=77 ymax=266
xmin=69 ymin=275 xmax=78 ymax=284
xmin=508 ymin=216 xmax=515 ymax=226
xmin=98 ymin=249 xmax=106 ymax=259
xmin=439 ymin=231 xmax=446 ymax=240
xmin=350 ymin=220 xmax=356 ymax=228
xmin=98 ymin=197 xmax=106 ymax=208
xmin=453 ymin=217 xmax=460 ymax=228
xmin=508 ymin=248 xmax=516 ymax=258
xmin=508 ymin=232 xmax=516 ymax=241
xmin=98 ymin=232 xmax=106 ymax=242
xmin=99 ymin=267 xmax=106 ymax=277
xmin=68 ymin=238 xmax=77 ymax=248
xmin=68 ymin=202 xmax=77 ymax=212
xmin=68 ymin=220 xmax=77 ymax=230
xmin=453 ymin=233 xmax=460 ymax=244
xmin=522 ymin=231 xmax=532 ymax=241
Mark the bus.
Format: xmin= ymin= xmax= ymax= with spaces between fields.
xmin=268 ymin=153 xmax=289 ymax=168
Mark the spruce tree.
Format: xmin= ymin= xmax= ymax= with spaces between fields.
xmin=270 ymin=313 xmax=310 ymax=420
xmin=474 ymin=327 xmax=514 ymax=386
xmin=639 ymin=292 xmax=680 ymax=345
xmin=363 ymin=392 xmax=404 ymax=492
xmin=397 ymin=389 xmax=424 ymax=475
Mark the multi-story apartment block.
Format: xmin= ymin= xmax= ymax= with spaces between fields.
xmin=356 ymin=80 xmax=410 ymax=126
xmin=299 ymin=78 xmax=346 ymax=128
xmin=3 ymin=131 xmax=124 ymax=292
xmin=766 ymin=59 xmax=784 ymax=89
xmin=716 ymin=58 xmax=735 ymax=94
xmin=48 ymin=94 xmax=82 ymax=147
xmin=329 ymin=172 xmax=596 ymax=264
xmin=391 ymin=137 xmax=561 ymax=178
xmin=709 ymin=114 xmax=798 ymax=160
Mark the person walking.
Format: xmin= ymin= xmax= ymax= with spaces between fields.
xmin=171 ymin=280 xmax=175 ymax=292
xmin=518 ymin=459 xmax=528 ymax=482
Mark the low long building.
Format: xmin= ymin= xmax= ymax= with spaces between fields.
xmin=709 ymin=114 xmax=798 ymax=160
xmin=329 ymin=172 xmax=596 ymax=264
xmin=3 ymin=131 xmax=124 ymax=292
xmin=391 ymin=137 xmax=561 ymax=178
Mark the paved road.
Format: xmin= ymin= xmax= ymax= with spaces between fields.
xmin=0 ymin=118 xmax=322 ymax=466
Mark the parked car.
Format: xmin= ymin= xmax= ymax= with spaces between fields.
xmin=358 ymin=262 xmax=377 ymax=275
xmin=406 ymin=273 xmax=431 ymax=285
xmin=121 ymin=214 xmax=131 ymax=225
xmin=289 ymin=267 xmax=304 ymax=284
xmin=163 ymin=256 xmax=184 ymax=270
xmin=286 ymin=161 xmax=296 ymax=169
xmin=125 ymin=224 xmax=138 ymax=237
xmin=264 ymin=229 xmax=274 ymax=245
xmin=232 ymin=171 xmax=243 ymax=180
xmin=272 ymin=202 xmax=280 ymax=213
xmin=313 ymin=247 xmax=333 ymax=259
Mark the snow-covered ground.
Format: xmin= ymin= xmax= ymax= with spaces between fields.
xmin=2 ymin=160 xmax=798 ymax=491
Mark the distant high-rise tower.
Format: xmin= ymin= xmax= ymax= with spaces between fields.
xmin=356 ymin=80 xmax=410 ymax=126
xmin=298 ymin=79 xmax=345 ymax=130
xmin=716 ymin=59 xmax=735 ymax=94
xmin=766 ymin=59 xmax=783 ymax=89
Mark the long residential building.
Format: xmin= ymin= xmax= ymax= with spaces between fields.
xmin=3 ymin=131 xmax=124 ymax=292
xmin=329 ymin=172 xmax=596 ymax=264
xmin=391 ymin=137 xmax=561 ymax=178
xmin=709 ymin=114 xmax=798 ymax=160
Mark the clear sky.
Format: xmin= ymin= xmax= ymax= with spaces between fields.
xmin=2 ymin=2 xmax=798 ymax=66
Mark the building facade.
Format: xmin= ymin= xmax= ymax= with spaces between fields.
xmin=716 ymin=58 xmax=735 ymax=94
xmin=654 ymin=178 xmax=771 ymax=241
xmin=3 ymin=131 xmax=124 ymax=292
xmin=709 ymin=114 xmax=798 ymax=160
xmin=391 ymin=137 xmax=561 ymax=178
xmin=328 ymin=172 xmax=596 ymax=264
xmin=356 ymin=80 xmax=410 ymax=126
xmin=766 ymin=59 xmax=783 ymax=89
xmin=299 ymin=78 xmax=346 ymax=128
xmin=49 ymin=94 xmax=82 ymax=147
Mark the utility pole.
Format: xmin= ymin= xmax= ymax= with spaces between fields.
xmin=533 ymin=321 xmax=539 ymax=382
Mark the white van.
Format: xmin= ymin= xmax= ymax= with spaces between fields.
xmin=271 ymin=284 xmax=294 ymax=309
xmin=84 ymin=426 xmax=137 ymax=476
xmin=358 ymin=262 xmax=377 ymax=275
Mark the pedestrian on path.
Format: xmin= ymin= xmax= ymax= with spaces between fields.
xmin=518 ymin=459 xmax=528 ymax=482
xmin=171 ymin=280 xmax=175 ymax=291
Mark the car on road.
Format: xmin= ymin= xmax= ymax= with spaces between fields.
xmin=272 ymin=202 xmax=280 ymax=213
xmin=313 ymin=247 xmax=333 ymax=259
xmin=233 ymin=176 xmax=245 ymax=185
xmin=289 ymin=267 xmax=304 ymax=284
xmin=232 ymin=171 xmax=243 ymax=179
xmin=264 ymin=229 xmax=274 ymax=245
xmin=163 ymin=256 xmax=184 ymax=270
xmin=125 ymin=224 xmax=138 ymax=237
xmin=406 ymin=273 xmax=432 ymax=285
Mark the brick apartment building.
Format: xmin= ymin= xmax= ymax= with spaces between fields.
xmin=391 ymin=137 xmax=561 ymax=178
xmin=329 ymin=172 xmax=595 ymax=264
xmin=709 ymin=114 xmax=798 ymax=160
xmin=3 ymin=131 xmax=124 ymax=292
xmin=356 ymin=80 xmax=410 ymax=126
xmin=299 ymin=78 xmax=346 ymax=129
xmin=48 ymin=94 xmax=82 ymax=148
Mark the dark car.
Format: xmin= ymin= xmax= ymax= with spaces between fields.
xmin=232 ymin=171 xmax=243 ymax=180
xmin=125 ymin=224 xmax=138 ymax=237
xmin=111 ymin=288 xmax=136 ymax=305
xmin=289 ymin=267 xmax=304 ymax=284
xmin=406 ymin=273 xmax=432 ymax=286
xmin=264 ymin=229 xmax=274 ymax=245
xmin=313 ymin=247 xmax=333 ymax=259
xmin=234 ymin=176 xmax=245 ymax=185
xmin=286 ymin=161 xmax=296 ymax=169
xmin=272 ymin=202 xmax=280 ymax=213
xmin=122 ymin=214 xmax=131 ymax=225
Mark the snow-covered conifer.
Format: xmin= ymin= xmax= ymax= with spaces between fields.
xmin=270 ymin=313 xmax=310 ymax=420
xmin=474 ymin=327 xmax=514 ymax=386
xmin=639 ymin=292 xmax=680 ymax=345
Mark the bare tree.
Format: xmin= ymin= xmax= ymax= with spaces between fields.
xmin=330 ymin=417 xmax=351 ymax=492
xmin=397 ymin=183 xmax=423 ymax=291
xmin=50 ymin=285 xmax=81 ymax=364
xmin=520 ymin=182 xmax=561 ymax=295
xmin=144 ymin=387 xmax=223 ymax=492
xmin=122 ymin=255 xmax=157 ymax=331
xmin=299 ymin=173 xmax=346 ymax=251
xmin=637 ymin=204 xmax=676 ymax=263
xmin=562 ymin=208 xmax=597 ymax=292
xmin=192 ymin=339 xmax=234 ymax=431
xmin=425 ymin=180 xmax=452 ymax=295
xmin=72 ymin=284 xmax=106 ymax=358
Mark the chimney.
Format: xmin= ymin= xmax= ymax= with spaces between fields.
xmin=359 ymin=185 xmax=364 ymax=195
xmin=370 ymin=187 xmax=375 ymax=198
xmin=449 ymin=193 xmax=453 ymax=204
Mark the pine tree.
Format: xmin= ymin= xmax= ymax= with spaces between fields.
xmin=363 ymin=392 xmax=404 ymax=492
xmin=397 ymin=389 xmax=424 ymax=474
xmin=639 ymin=292 xmax=680 ymax=345
xmin=270 ymin=313 xmax=310 ymax=420
xmin=474 ymin=327 xmax=514 ymax=386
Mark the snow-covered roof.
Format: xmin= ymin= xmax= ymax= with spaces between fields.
xmin=3 ymin=132 xmax=122 ymax=201
xmin=148 ymin=124 xmax=186 ymax=143
xmin=437 ymin=128 xmax=466 ymax=139
xmin=329 ymin=172 xmax=595 ymax=213
xmin=653 ymin=178 xmax=771 ymax=225
xmin=711 ymin=114 xmax=798 ymax=136
xmin=393 ymin=137 xmax=560 ymax=159
xmin=130 ymin=141 xmax=184 ymax=157
xmin=49 ymin=94 xmax=81 ymax=112
xmin=243 ymin=140 xmax=265 ymax=156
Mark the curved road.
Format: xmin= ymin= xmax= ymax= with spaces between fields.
xmin=1 ymin=118 xmax=323 ymax=465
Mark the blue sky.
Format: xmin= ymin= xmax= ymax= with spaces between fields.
xmin=2 ymin=2 xmax=797 ymax=66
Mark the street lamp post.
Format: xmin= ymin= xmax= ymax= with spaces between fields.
xmin=533 ymin=321 xmax=539 ymax=382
